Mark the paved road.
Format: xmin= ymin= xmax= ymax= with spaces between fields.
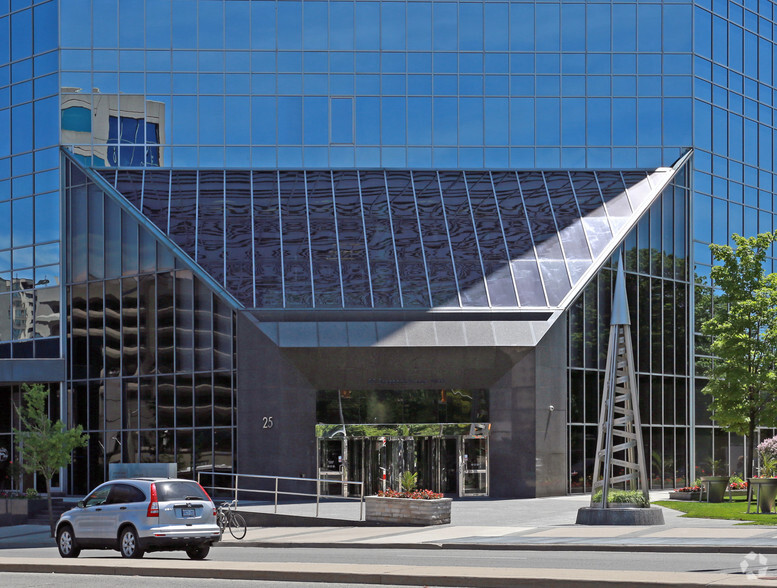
xmin=2 ymin=572 xmax=419 ymax=588
xmin=0 ymin=544 xmax=766 ymax=576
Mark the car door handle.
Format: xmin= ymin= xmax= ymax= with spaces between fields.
xmin=120 ymin=506 xmax=127 ymax=510
xmin=95 ymin=508 xmax=102 ymax=511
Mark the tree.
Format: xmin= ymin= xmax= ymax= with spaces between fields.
xmin=14 ymin=383 xmax=88 ymax=536
xmin=702 ymin=232 xmax=777 ymax=478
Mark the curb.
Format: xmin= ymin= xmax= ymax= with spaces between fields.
xmin=0 ymin=557 xmax=772 ymax=587
xmin=219 ymin=540 xmax=777 ymax=555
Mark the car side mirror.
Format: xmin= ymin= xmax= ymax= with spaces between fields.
xmin=77 ymin=501 xmax=85 ymax=508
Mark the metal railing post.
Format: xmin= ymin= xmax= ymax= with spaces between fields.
xmin=274 ymin=477 xmax=279 ymax=513
xmin=234 ymin=473 xmax=239 ymax=505
xmin=360 ymin=487 xmax=364 ymax=521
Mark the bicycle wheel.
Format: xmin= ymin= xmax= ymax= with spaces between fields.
xmin=228 ymin=512 xmax=247 ymax=540
xmin=217 ymin=511 xmax=228 ymax=533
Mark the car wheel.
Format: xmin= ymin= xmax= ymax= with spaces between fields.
xmin=186 ymin=544 xmax=210 ymax=560
xmin=57 ymin=525 xmax=81 ymax=558
xmin=119 ymin=527 xmax=144 ymax=559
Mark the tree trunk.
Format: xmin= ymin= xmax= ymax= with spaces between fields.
xmin=45 ymin=477 xmax=54 ymax=538
xmin=747 ymin=423 xmax=756 ymax=480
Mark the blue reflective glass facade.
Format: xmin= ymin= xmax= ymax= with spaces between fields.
xmin=2 ymin=0 xmax=775 ymax=497
xmin=56 ymin=0 xmax=692 ymax=170
xmin=0 ymin=0 xmax=60 ymax=360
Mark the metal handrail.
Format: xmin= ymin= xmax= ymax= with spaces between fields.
xmin=197 ymin=471 xmax=365 ymax=521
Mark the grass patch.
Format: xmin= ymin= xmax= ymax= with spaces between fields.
xmin=654 ymin=497 xmax=777 ymax=525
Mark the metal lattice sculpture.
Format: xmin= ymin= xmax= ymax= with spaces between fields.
xmin=589 ymin=254 xmax=650 ymax=507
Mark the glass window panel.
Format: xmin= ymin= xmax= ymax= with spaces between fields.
xmin=156 ymin=271 xmax=174 ymax=374
xmin=145 ymin=0 xmax=170 ymax=49
xmin=10 ymin=7 xmax=31 ymax=60
xmin=121 ymin=277 xmax=138 ymax=377
xmin=70 ymin=284 xmax=87 ymax=378
xmin=104 ymin=279 xmax=121 ymax=377
xmin=517 ymin=172 xmax=569 ymax=306
xmin=544 ymin=172 xmax=592 ymax=283
xmin=12 ymin=196 xmax=33 ymax=248
xmin=597 ymin=172 xmax=632 ymax=232
xmin=439 ymin=172 xmax=487 ymax=307
xmin=252 ymin=171 xmax=283 ymax=308
xmin=193 ymin=279 xmax=212 ymax=370
xmin=104 ymin=379 xmax=121 ymax=432
xmin=87 ymin=281 xmax=103 ymax=378
xmin=120 ymin=210 xmax=139 ymax=276
xmin=70 ymin=192 xmax=88 ymax=283
xmin=0 ymin=201 xmax=8 ymax=249
xmin=157 ymin=375 xmax=175 ymax=430
xmin=104 ymin=196 xmax=121 ymax=279
xmin=194 ymin=428 xmax=213 ymax=473
xmin=34 ymin=191 xmax=58 ymax=244
xmin=332 ymin=171 xmax=370 ymax=308
xmin=359 ymin=171 xmax=401 ymax=308
xmin=491 ymin=172 xmax=545 ymax=307
xmin=173 ymin=427 xmax=192 ymax=478
xmin=137 ymin=274 xmax=156 ymax=376
xmin=196 ymin=171 xmax=225 ymax=285
xmin=141 ymin=170 xmax=170 ymax=233
xmin=175 ymin=270 xmax=194 ymax=372
xmin=413 ymin=172 xmax=458 ymax=307
xmin=213 ymin=295 xmax=231 ymax=371
xmin=280 ymin=171 xmax=313 ymax=307
xmin=87 ymin=184 xmax=104 ymax=280
xmin=167 ymin=171 xmax=197 ymax=257
xmin=224 ymin=172 xmax=253 ymax=306
xmin=306 ymin=171 xmax=342 ymax=308
xmin=213 ymin=372 xmax=232 ymax=428
xmin=175 ymin=374 xmax=193 ymax=430
xmin=466 ymin=172 xmax=516 ymax=307
xmin=0 ymin=293 xmax=10 ymax=343
xmin=33 ymin=286 xmax=58 ymax=339
xmin=569 ymin=172 xmax=612 ymax=258
xmin=195 ymin=372 xmax=213 ymax=428
xmin=386 ymin=171 xmax=429 ymax=307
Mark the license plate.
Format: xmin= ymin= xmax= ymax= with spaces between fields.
xmin=181 ymin=508 xmax=195 ymax=518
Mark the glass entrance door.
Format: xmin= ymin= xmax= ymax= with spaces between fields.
xmin=459 ymin=436 xmax=488 ymax=496
xmin=317 ymin=438 xmax=346 ymax=496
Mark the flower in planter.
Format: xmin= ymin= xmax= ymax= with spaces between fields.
xmin=376 ymin=488 xmax=444 ymax=500
xmin=674 ymin=485 xmax=701 ymax=493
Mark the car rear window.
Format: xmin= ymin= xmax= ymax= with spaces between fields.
xmin=155 ymin=481 xmax=210 ymax=502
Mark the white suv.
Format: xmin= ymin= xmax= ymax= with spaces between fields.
xmin=55 ymin=478 xmax=222 ymax=559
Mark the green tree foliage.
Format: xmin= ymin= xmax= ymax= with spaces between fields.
xmin=14 ymin=384 xmax=88 ymax=536
xmin=702 ymin=232 xmax=777 ymax=478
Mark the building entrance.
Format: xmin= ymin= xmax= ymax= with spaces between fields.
xmin=316 ymin=427 xmax=489 ymax=497
xmin=316 ymin=389 xmax=490 ymax=497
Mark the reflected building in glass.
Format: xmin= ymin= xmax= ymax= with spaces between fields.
xmin=0 ymin=0 xmax=766 ymax=496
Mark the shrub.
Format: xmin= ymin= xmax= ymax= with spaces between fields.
xmin=400 ymin=471 xmax=418 ymax=492
xmin=591 ymin=489 xmax=649 ymax=508
xmin=25 ymin=488 xmax=39 ymax=499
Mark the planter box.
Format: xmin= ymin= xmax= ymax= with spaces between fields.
xmin=365 ymin=496 xmax=452 ymax=526
xmin=0 ymin=499 xmax=45 ymax=526
xmin=668 ymin=491 xmax=701 ymax=501
xmin=669 ymin=489 xmax=747 ymax=501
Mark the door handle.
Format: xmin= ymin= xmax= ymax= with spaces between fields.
xmin=120 ymin=506 xmax=127 ymax=510
xmin=95 ymin=508 xmax=102 ymax=511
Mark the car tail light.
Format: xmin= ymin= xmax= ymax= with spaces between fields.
xmin=197 ymin=482 xmax=218 ymax=515
xmin=147 ymin=483 xmax=159 ymax=518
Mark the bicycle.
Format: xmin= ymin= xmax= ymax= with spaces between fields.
xmin=217 ymin=500 xmax=247 ymax=540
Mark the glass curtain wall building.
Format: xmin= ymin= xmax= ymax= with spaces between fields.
xmin=0 ymin=0 xmax=769 ymax=496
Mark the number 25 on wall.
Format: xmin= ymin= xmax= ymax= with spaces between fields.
xmin=263 ymin=416 xmax=274 ymax=429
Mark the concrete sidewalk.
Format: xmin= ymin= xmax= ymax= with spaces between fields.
xmin=217 ymin=491 xmax=777 ymax=553
xmin=4 ymin=493 xmax=777 ymax=586
xmin=2 ymin=556 xmax=777 ymax=587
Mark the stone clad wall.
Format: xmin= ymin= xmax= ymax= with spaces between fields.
xmin=365 ymin=496 xmax=452 ymax=525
